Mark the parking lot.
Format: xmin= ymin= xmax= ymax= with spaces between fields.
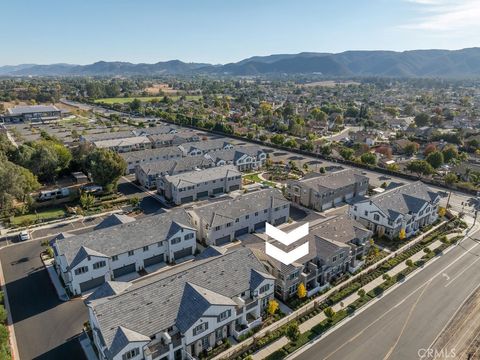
xmin=0 ymin=240 xmax=87 ymax=360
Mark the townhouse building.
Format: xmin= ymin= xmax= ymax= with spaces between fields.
xmin=120 ymin=146 xmax=184 ymax=174
xmin=348 ymin=181 xmax=440 ymax=239
xmin=147 ymin=132 xmax=200 ymax=148
xmin=158 ymin=165 xmax=242 ymax=205
xmin=179 ymin=139 xmax=234 ymax=156
xmin=93 ymin=136 xmax=153 ymax=153
xmin=285 ymin=169 xmax=369 ymax=211
xmin=81 ymin=130 xmax=136 ymax=144
xmin=52 ymin=209 xmax=197 ymax=295
xmin=248 ymin=215 xmax=372 ymax=300
xmin=188 ymin=189 xmax=290 ymax=246
xmin=86 ymin=248 xmax=275 ymax=360
xmin=136 ymin=157 xmax=215 ymax=189
xmin=204 ymin=146 xmax=267 ymax=171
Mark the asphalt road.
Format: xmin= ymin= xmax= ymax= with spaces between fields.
xmin=0 ymin=240 xmax=87 ymax=360
xmin=293 ymin=232 xmax=480 ymax=360
xmin=117 ymin=176 xmax=165 ymax=215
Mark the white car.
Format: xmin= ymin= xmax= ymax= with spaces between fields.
xmin=19 ymin=231 xmax=30 ymax=241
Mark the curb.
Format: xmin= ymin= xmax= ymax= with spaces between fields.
xmin=0 ymin=259 xmax=20 ymax=360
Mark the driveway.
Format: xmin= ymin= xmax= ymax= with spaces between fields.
xmin=117 ymin=177 xmax=165 ymax=215
xmin=0 ymin=241 xmax=87 ymax=360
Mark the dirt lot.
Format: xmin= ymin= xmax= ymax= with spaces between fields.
xmin=432 ymin=286 xmax=480 ymax=359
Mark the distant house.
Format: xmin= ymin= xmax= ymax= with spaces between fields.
xmin=2 ymin=105 xmax=62 ymax=123
xmin=92 ymin=136 xmax=153 ymax=153
xmin=348 ymin=130 xmax=378 ymax=146
xmin=188 ymin=189 xmax=290 ymax=246
xmin=147 ymin=132 xmax=200 ymax=148
xmin=158 ymin=165 xmax=242 ymax=205
xmin=285 ymin=169 xmax=369 ymax=211
xmin=80 ymin=130 xmax=136 ymax=144
xmin=349 ymin=181 xmax=440 ymax=239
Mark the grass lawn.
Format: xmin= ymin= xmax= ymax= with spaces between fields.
xmin=10 ymin=207 xmax=67 ymax=226
xmin=243 ymin=173 xmax=277 ymax=188
xmin=94 ymin=95 xmax=201 ymax=104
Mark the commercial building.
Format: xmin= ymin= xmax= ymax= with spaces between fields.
xmin=2 ymin=105 xmax=62 ymax=122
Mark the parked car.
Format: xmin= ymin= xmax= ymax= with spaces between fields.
xmin=80 ymin=185 xmax=103 ymax=194
xmin=18 ymin=231 xmax=30 ymax=241
xmin=38 ymin=188 xmax=70 ymax=202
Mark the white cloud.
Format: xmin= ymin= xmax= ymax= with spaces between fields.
xmin=402 ymin=0 xmax=480 ymax=32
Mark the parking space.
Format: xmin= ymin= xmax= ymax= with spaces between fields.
xmin=0 ymin=240 xmax=87 ymax=360
xmin=117 ymin=177 xmax=165 ymax=215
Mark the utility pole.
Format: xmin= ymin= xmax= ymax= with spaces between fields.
xmin=446 ymin=190 xmax=452 ymax=209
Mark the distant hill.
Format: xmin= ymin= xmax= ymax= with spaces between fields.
xmin=2 ymin=48 xmax=480 ymax=77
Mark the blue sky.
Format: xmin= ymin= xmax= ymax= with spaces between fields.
xmin=1 ymin=0 xmax=479 ymax=65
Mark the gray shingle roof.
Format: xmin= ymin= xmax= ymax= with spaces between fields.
xmin=176 ymin=282 xmax=236 ymax=333
xmin=189 ymin=189 xmax=289 ymax=227
xmin=365 ymin=181 xmax=439 ymax=219
xmin=119 ymin=146 xmax=183 ymax=163
xmin=108 ymin=326 xmax=150 ymax=358
xmin=137 ymin=156 xmax=215 ymax=176
xmin=86 ymin=281 xmax=132 ymax=303
xmin=179 ymin=139 xmax=233 ymax=154
xmin=206 ymin=146 xmax=265 ymax=163
xmin=55 ymin=209 xmax=194 ymax=268
xmin=91 ymin=248 xmax=269 ymax=351
xmin=82 ymin=130 xmax=136 ymax=142
xmin=93 ymin=136 xmax=152 ymax=148
xmin=8 ymin=105 xmax=59 ymax=115
xmin=163 ymin=165 xmax=240 ymax=188
xmin=94 ymin=214 xmax=135 ymax=230
xmin=294 ymin=169 xmax=368 ymax=193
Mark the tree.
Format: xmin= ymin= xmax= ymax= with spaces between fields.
xmin=85 ymin=149 xmax=127 ymax=192
xmin=270 ymin=134 xmax=285 ymax=145
xmin=267 ymin=299 xmax=279 ymax=316
xmin=399 ymin=228 xmax=406 ymax=240
xmin=426 ymin=151 xmax=444 ymax=169
xmin=339 ymin=147 xmax=354 ymax=161
xmin=438 ymin=207 xmax=447 ymax=217
xmin=286 ymin=321 xmax=300 ymax=342
xmin=129 ymin=196 xmax=140 ymax=208
xmin=423 ymin=144 xmax=437 ymax=156
xmin=80 ymin=193 xmax=96 ymax=210
xmin=404 ymin=142 xmax=419 ymax=157
xmin=406 ymin=160 xmax=434 ymax=176
xmin=442 ymin=146 xmax=459 ymax=163
xmin=414 ymin=113 xmax=430 ymax=127
xmin=360 ymin=152 xmax=377 ymax=166
xmin=129 ymin=98 xmax=142 ymax=112
xmin=324 ymin=307 xmax=336 ymax=321
xmin=297 ymin=283 xmax=307 ymax=299
xmin=444 ymin=173 xmax=458 ymax=186
xmin=406 ymin=259 xmax=414 ymax=267
xmin=310 ymin=108 xmax=327 ymax=123
xmin=357 ymin=289 xmax=366 ymax=298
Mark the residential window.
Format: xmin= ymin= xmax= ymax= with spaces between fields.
xmin=74 ymin=266 xmax=88 ymax=275
xmin=235 ymin=218 xmax=239 ymax=223
xmin=255 ymin=212 xmax=258 ymax=216
xmin=245 ymin=215 xmax=250 ymax=220
xmin=217 ymin=309 xmax=231 ymax=322
xmin=171 ymin=237 xmax=181 ymax=245
xmin=259 ymin=284 xmax=270 ymax=294
xmin=93 ymin=261 xmax=106 ymax=270
xmin=158 ymin=241 xmax=163 ymax=247
xmin=143 ymin=246 xmax=149 ymax=252
xmin=128 ymin=250 xmax=134 ymax=256
xmin=364 ymin=211 xmax=368 ymax=216
xmin=354 ymin=206 xmax=358 ymax=211
xmin=226 ymin=222 xmax=232 ymax=228
xmin=332 ymin=256 xmax=337 ymax=262
xmin=193 ymin=322 xmax=208 ymax=336
xmin=264 ymin=209 xmax=268 ymax=214
xmin=184 ymin=233 xmax=194 ymax=240
xmin=112 ymin=255 xmax=119 ymax=261
xmin=374 ymin=214 xmax=380 ymax=221
xmin=215 ymin=226 xmax=221 ymax=231
xmin=122 ymin=348 xmax=139 ymax=360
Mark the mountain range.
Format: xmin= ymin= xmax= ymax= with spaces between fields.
xmin=2 ymin=48 xmax=480 ymax=78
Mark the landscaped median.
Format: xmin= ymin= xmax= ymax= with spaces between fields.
xmin=212 ymin=218 xmax=467 ymax=360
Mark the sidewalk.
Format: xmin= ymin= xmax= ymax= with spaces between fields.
xmin=256 ymin=236 xmax=450 ymax=358
xmin=43 ymin=258 xmax=69 ymax=301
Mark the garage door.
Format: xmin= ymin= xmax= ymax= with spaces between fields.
xmin=229 ymin=185 xmax=240 ymax=191
xmin=173 ymin=247 xmax=192 ymax=260
xmin=274 ymin=217 xmax=286 ymax=226
xmin=334 ymin=196 xmax=343 ymax=204
xmin=113 ymin=263 xmax=136 ymax=278
xmin=235 ymin=227 xmax=249 ymax=238
xmin=212 ymin=187 xmax=224 ymax=194
xmin=322 ymin=202 xmax=332 ymax=211
xmin=181 ymin=196 xmax=194 ymax=204
xmin=254 ymin=221 xmax=266 ymax=231
xmin=79 ymin=276 xmax=105 ymax=293
xmin=215 ymin=235 xmax=231 ymax=246
xmin=197 ymin=191 xmax=209 ymax=198
xmin=344 ymin=192 xmax=354 ymax=200
xmin=143 ymin=254 xmax=164 ymax=267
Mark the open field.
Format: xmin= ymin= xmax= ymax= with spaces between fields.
xmin=94 ymin=95 xmax=202 ymax=104
xmin=10 ymin=207 xmax=66 ymax=226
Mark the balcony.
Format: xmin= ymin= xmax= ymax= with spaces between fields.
xmin=245 ymin=298 xmax=258 ymax=311
xmin=147 ymin=341 xmax=170 ymax=360
xmin=233 ymin=314 xmax=263 ymax=340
